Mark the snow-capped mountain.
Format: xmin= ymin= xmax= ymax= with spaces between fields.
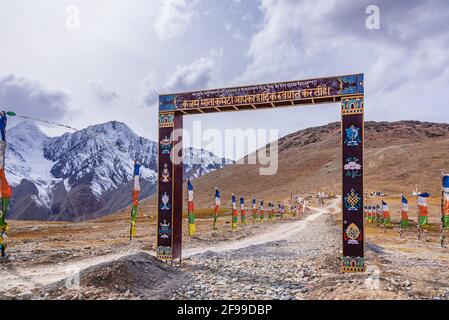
xmin=5 ymin=121 xmax=232 ymax=221
xmin=44 ymin=121 xmax=159 ymax=200
xmin=184 ymin=147 xmax=233 ymax=179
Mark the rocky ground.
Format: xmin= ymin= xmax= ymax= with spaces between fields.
xmin=172 ymin=213 xmax=333 ymax=300
xmin=32 ymin=252 xmax=187 ymax=300
xmin=2 ymin=199 xmax=449 ymax=300
xmin=172 ymin=207 xmax=449 ymax=300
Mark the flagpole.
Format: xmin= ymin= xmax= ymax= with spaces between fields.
xmin=213 ymin=188 xmax=220 ymax=230
xmin=415 ymin=185 xmax=421 ymax=241
xmin=130 ymin=160 xmax=141 ymax=241
xmin=441 ymin=177 xmax=445 ymax=247
xmin=187 ymin=179 xmax=195 ymax=236
xmin=399 ymin=194 xmax=405 ymax=238
xmin=441 ymin=173 xmax=447 ymax=247
xmin=0 ymin=111 xmax=12 ymax=258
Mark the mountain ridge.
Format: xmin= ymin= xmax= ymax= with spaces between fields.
xmin=177 ymin=120 xmax=449 ymax=208
xmin=5 ymin=120 xmax=232 ymax=221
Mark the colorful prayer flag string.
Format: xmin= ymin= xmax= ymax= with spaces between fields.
xmin=417 ymin=192 xmax=430 ymax=227
xmin=213 ymin=188 xmax=220 ymax=230
xmin=291 ymin=203 xmax=296 ymax=218
xmin=280 ymin=203 xmax=285 ymax=219
xmin=382 ymin=200 xmax=392 ymax=227
xmin=130 ymin=160 xmax=141 ymax=240
xmin=240 ymin=197 xmax=246 ymax=225
xmin=277 ymin=202 xmax=282 ymax=220
xmin=188 ymin=179 xmax=195 ymax=236
xmin=376 ymin=205 xmax=383 ymax=225
xmin=0 ymin=111 xmax=12 ymax=257
xmin=366 ymin=206 xmax=371 ymax=222
xmin=442 ymin=175 xmax=449 ymax=229
xmin=231 ymin=194 xmax=238 ymax=230
xmin=400 ymin=195 xmax=409 ymax=229
xmin=259 ymin=200 xmax=265 ymax=223
xmin=267 ymin=202 xmax=273 ymax=222
xmin=252 ymin=198 xmax=257 ymax=224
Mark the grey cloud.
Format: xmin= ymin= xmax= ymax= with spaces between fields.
xmin=165 ymin=49 xmax=222 ymax=92
xmin=232 ymin=0 xmax=449 ymax=128
xmin=90 ymin=83 xmax=120 ymax=104
xmin=141 ymin=71 xmax=161 ymax=107
xmin=0 ymin=74 xmax=69 ymax=120
xmin=143 ymin=90 xmax=159 ymax=107
xmin=141 ymin=49 xmax=222 ymax=107
xmin=240 ymin=0 xmax=449 ymax=82
xmin=326 ymin=0 xmax=449 ymax=47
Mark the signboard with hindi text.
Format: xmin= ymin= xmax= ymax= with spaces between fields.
xmin=159 ymin=74 xmax=364 ymax=114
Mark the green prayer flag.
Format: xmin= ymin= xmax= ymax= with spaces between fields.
xmin=442 ymin=216 xmax=449 ymax=229
xmin=418 ymin=215 xmax=428 ymax=227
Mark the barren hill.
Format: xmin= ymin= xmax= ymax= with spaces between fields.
xmin=5 ymin=121 xmax=449 ymax=301
xmin=178 ymin=121 xmax=449 ymax=208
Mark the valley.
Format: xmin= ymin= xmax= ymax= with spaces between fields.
xmin=2 ymin=120 xmax=449 ymax=300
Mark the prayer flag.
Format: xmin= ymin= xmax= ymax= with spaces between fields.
xmin=418 ymin=192 xmax=430 ymax=227
xmin=188 ymin=179 xmax=195 ymax=236
xmin=442 ymin=176 xmax=449 ymax=228
xmin=231 ymin=194 xmax=238 ymax=230
xmin=400 ymin=195 xmax=409 ymax=229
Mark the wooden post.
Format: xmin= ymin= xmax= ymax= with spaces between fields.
xmin=341 ymin=96 xmax=365 ymax=273
xmin=156 ymin=112 xmax=183 ymax=262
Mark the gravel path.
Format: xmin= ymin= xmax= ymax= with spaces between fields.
xmin=172 ymin=203 xmax=340 ymax=300
xmin=8 ymin=198 xmax=448 ymax=300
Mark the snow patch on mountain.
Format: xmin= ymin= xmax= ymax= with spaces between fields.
xmin=4 ymin=120 xmax=231 ymax=220
xmin=63 ymin=178 xmax=71 ymax=192
xmin=6 ymin=121 xmax=56 ymax=208
xmin=184 ymin=147 xmax=234 ymax=179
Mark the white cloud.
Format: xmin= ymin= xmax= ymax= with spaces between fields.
xmin=236 ymin=0 xmax=449 ymax=123
xmin=165 ymin=48 xmax=223 ymax=92
xmin=238 ymin=0 xmax=339 ymax=83
xmin=141 ymin=48 xmax=222 ymax=107
xmin=154 ymin=0 xmax=200 ymax=41
xmin=2 ymin=0 xmax=449 ymax=147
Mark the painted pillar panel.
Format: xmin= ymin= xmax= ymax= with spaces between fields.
xmin=172 ymin=114 xmax=183 ymax=260
xmin=156 ymin=112 xmax=183 ymax=261
xmin=157 ymin=112 xmax=174 ymax=260
xmin=341 ymin=96 xmax=365 ymax=272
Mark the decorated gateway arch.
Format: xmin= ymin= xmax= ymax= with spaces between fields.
xmin=157 ymin=73 xmax=365 ymax=272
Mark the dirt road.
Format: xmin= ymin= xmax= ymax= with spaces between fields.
xmin=2 ymin=198 xmax=449 ymax=300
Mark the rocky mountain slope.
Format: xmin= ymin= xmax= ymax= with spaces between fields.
xmin=184 ymin=121 xmax=449 ymax=208
xmin=5 ymin=121 xmax=231 ymax=221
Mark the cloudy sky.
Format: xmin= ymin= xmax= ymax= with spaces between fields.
xmin=1 ymin=0 xmax=449 ymax=159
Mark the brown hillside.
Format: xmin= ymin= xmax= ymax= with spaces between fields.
xmin=167 ymin=121 xmax=449 ymax=209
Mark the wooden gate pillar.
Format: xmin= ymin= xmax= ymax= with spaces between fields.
xmin=157 ymin=111 xmax=183 ymax=261
xmin=341 ymin=96 xmax=365 ymax=272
